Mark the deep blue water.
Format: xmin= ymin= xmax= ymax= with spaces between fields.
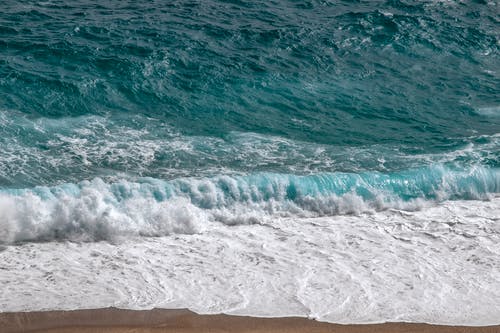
xmin=0 ymin=0 xmax=499 ymax=242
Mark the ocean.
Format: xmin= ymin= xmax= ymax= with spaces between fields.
xmin=0 ymin=0 xmax=499 ymax=325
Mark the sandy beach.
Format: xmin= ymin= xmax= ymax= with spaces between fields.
xmin=1 ymin=308 xmax=499 ymax=333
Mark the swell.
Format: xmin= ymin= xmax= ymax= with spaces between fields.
xmin=1 ymin=165 xmax=498 ymax=244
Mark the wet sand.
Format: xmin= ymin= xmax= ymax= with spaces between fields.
xmin=1 ymin=308 xmax=499 ymax=333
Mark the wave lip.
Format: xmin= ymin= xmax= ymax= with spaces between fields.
xmin=0 ymin=165 xmax=498 ymax=244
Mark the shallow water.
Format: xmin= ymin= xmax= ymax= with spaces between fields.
xmin=2 ymin=198 xmax=500 ymax=325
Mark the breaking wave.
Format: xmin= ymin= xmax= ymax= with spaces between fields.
xmin=1 ymin=165 xmax=498 ymax=243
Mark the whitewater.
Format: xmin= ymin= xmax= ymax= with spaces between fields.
xmin=1 ymin=198 xmax=500 ymax=325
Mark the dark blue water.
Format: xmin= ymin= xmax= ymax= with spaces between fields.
xmin=0 ymin=0 xmax=499 ymax=242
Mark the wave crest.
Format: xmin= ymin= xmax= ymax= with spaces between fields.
xmin=0 ymin=165 xmax=498 ymax=243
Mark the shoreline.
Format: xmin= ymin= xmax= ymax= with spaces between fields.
xmin=1 ymin=308 xmax=500 ymax=333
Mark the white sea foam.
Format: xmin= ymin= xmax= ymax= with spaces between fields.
xmin=476 ymin=106 xmax=500 ymax=117
xmin=0 ymin=181 xmax=206 ymax=244
xmin=0 ymin=111 xmax=498 ymax=186
xmin=0 ymin=165 xmax=498 ymax=244
xmin=0 ymin=197 xmax=499 ymax=325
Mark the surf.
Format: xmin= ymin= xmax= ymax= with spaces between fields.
xmin=1 ymin=165 xmax=498 ymax=243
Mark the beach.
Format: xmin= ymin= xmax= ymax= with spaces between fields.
xmin=2 ymin=308 xmax=500 ymax=333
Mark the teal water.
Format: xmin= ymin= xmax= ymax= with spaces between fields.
xmin=0 ymin=0 xmax=499 ymax=242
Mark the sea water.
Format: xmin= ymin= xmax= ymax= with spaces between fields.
xmin=0 ymin=0 xmax=499 ymax=325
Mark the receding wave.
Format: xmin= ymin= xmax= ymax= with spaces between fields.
xmin=1 ymin=165 xmax=498 ymax=244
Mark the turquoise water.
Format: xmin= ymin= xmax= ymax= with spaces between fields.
xmin=0 ymin=0 xmax=499 ymax=242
